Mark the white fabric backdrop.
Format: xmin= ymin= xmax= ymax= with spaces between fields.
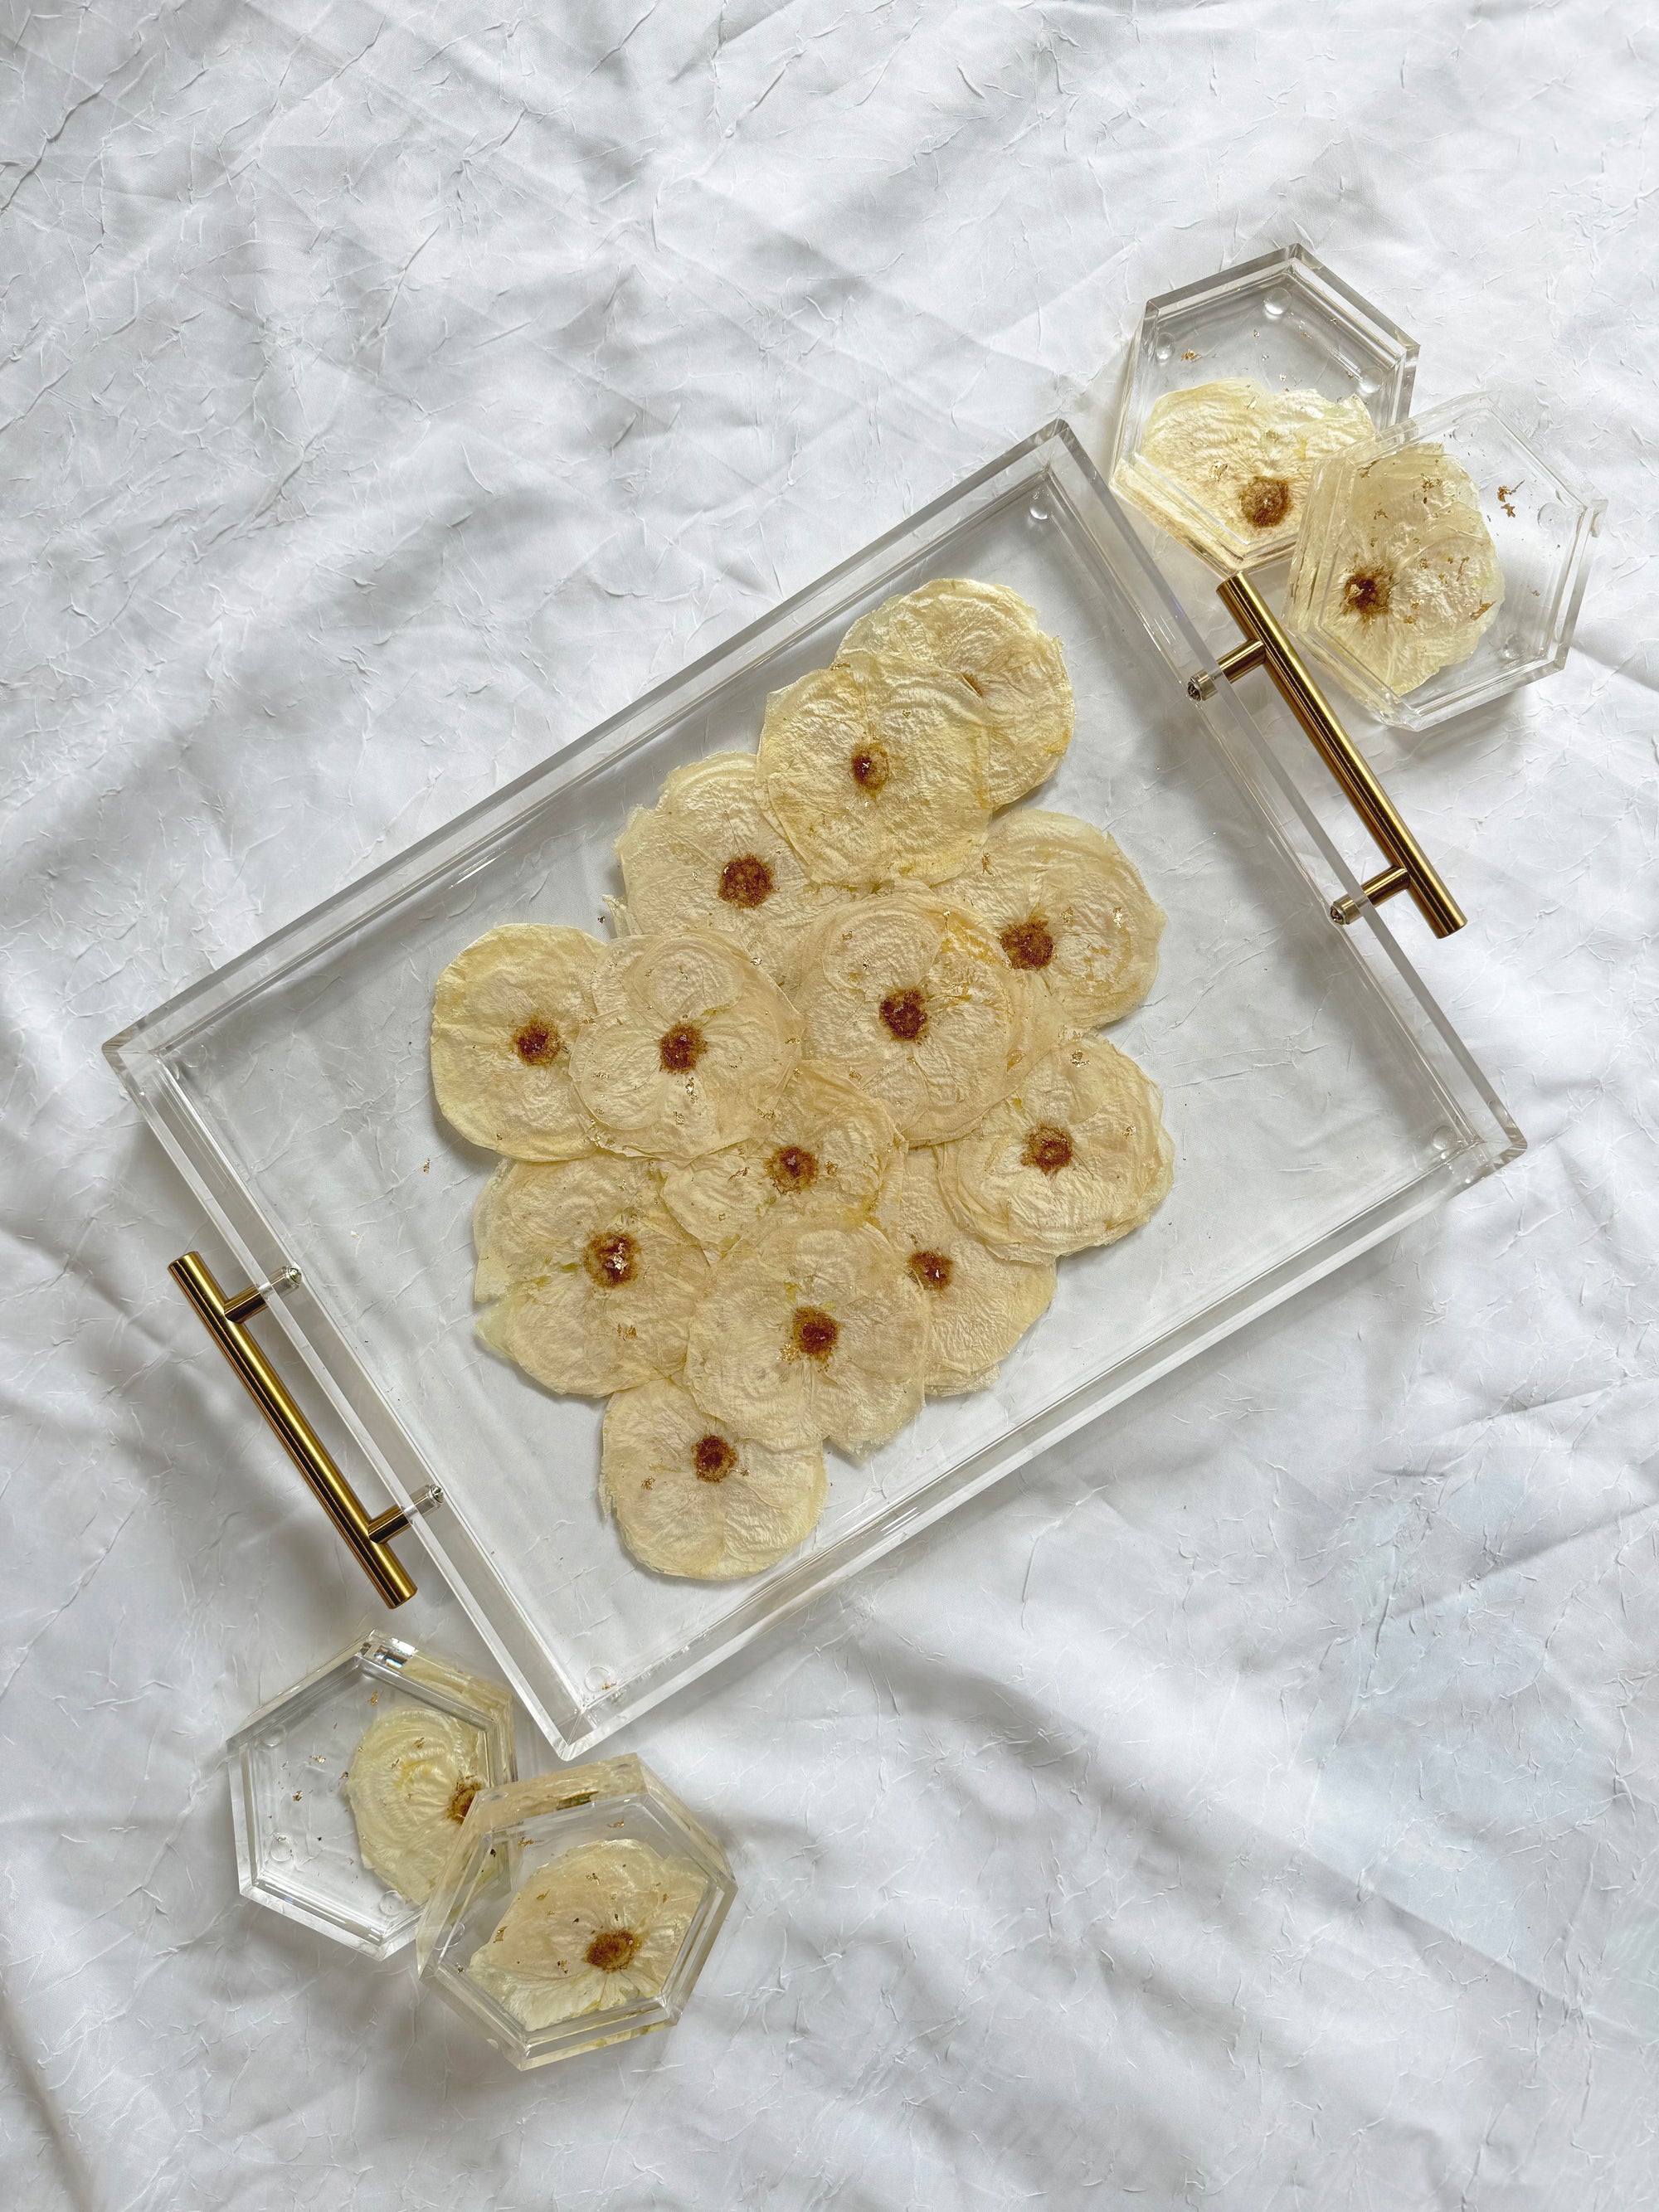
xmin=3 ymin=4 xmax=1656 ymax=2206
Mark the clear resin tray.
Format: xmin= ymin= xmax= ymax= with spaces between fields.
xmin=106 ymin=424 xmax=1523 ymax=1758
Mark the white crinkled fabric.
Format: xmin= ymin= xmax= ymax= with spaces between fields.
xmin=1 ymin=4 xmax=1654 ymax=2209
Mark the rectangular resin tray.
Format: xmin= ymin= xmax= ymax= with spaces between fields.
xmin=106 ymin=423 xmax=1523 ymax=1757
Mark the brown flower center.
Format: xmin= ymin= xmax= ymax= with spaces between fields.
xmin=879 ymin=987 xmax=927 ymax=1043
xmin=659 ymin=1021 xmax=707 ymax=1074
xmin=1022 ymin=1124 xmax=1073 ymax=1175
xmin=1342 ymin=565 xmax=1393 ymax=621
xmin=583 ymin=1231 xmax=638 ymax=1288
xmin=791 ymin=1305 xmax=839 ymax=1360
xmin=513 ymin=1020 xmax=560 ymax=1065
xmin=1000 ymin=917 xmax=1055 ymax=971
xmin=586 ymin=1928 xmax=642 ymax=1973
xmin=767 ymin=1143 xmax=819 ymax=1193
xmin=719 ymin=853 xmax=774 ymax=909
xmin=693 ymin=1433 xmax=737 ymax=1483
xmin=849 ymin=743 xmax=891 ymax=793
xmin=908 ymin=1247 xmax=953 ymax=1292
xmin=1239 ymin=474 xmax=1292 ymax=529
xmin=446 ymin=1777 xmax=481 ymax=1824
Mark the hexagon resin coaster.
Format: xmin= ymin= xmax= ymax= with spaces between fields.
xmin=226 ymin=1633 xmax=515 ymax=1957
xmin=416 ymin=1757 xmax=736 ymax=2068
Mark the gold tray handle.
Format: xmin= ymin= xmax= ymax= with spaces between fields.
xmin=1191 ymin=571 xmax=1466 ymax=939
xmin=170 ymin=1251 xmax=438 ymax=1607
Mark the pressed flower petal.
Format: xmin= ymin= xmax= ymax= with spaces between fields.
xmin=1292 ymin=440 xmax=1505 ymax=694
xmin=571 ymin=929 xmax=801 ymax=1163
xmin=601 ymin=1378 xmax=827 ymax=1578
xmin=1117 ymin=378 xmax=1374 ymax=568
xmin=879 ymin=1147 xmax=1054 ymax=1395
xmin=474 ymin=1156 xmax=709 ymax=1395
xmin=659 ymin=1059 xmax=905 ymax=1256
xmin=791 ymin=892 xmax=1048 ymax=1146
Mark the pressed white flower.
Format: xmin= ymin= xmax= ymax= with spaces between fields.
xmin=343 ymin=1705 xmax=486 ymax=1907
xmin=1290 ymin=440 xmax=1504 ymax=694
xmin=1119 ymin=378 xmax=1373 ymax=567
xmin=601 ymin=1376 xmax=827 ymax=1578
xmin=659 ymin=1059 xmax=905 ymax=1256
xmin=430 ymin=923 xmax=602 ymax=1160
xmin=467 ymin=1838 xmax=707 ymax=2030
xmin=949 ymin=807 xmax=1165 ymax=1031
xmin=937 ymin=1033 xmax=1174 ymax=1261
xmin=757 ymin=651 xmax=991 ymax=888
xmin=474 ymin=1155 xmax=710 ymax=1395
xmin=570 ymin=929 xmax=801 ymax=1163
xmin=879 ymin=1145 xmax=1055 ymax=1395
xmin=791 ymin=892 xmax=1046 ymax=1145
xmin=615 ymin=751 xmax=849 ymax=990
xmin=839 ymin=577 xmax=1073 ymax=807
xmin=684 ymin=1213 xmax=929 ymax=1453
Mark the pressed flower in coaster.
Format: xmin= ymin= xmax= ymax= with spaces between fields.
xmin=1117 ymin=378 xmax=1374 ymax=571
xmin=1097 ymin=244 xmax=1418 ymax=574
xmin=1286 ymin=392 xmax=1603 ymax=730
xmin=416 ymin=1757 xmax=736 ymax=2068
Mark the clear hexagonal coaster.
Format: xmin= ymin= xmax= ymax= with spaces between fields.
xmin=226 ymin=1633 xmax=516 ymax=1957
xmin=1108 ymin=242 xmax=1418 ymax=573
xmin=1285 ymin=390 xmax=1607 ymax=730
xmin=416 ymin=1757 xmax=736 ymax=2069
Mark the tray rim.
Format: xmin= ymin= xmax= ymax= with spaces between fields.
xmin=105 ymin=420 xmax=1525 ymax=1757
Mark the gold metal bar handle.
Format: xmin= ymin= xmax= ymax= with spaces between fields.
xmin=169 ymin=1250 xmax=426 ymax=1607
xmin=1198 ymin=571 xmax=1466 ymax=941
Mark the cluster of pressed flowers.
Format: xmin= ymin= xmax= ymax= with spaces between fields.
xmin=430 ymin=578 xmax=1173 ymax=1584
